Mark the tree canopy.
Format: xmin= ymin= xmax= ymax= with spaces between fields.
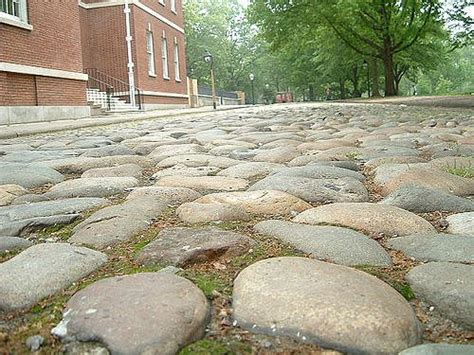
xmin=184 ymin=0 xmax=473 ymax=100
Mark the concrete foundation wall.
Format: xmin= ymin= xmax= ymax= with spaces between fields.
xmin=0 ymin=106 xmax=91 ymax=125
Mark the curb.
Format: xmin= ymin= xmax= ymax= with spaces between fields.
xmin=0 ymin=105 xmax=249 ymax=140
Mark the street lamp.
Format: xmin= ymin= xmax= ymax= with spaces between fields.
xmin=249 ymin=73 xmax=255 ymax=105
xmin=203 ymin=50 xmax=217 ymax=110
xmin=363 ymin=60 xmax=370 ymax=98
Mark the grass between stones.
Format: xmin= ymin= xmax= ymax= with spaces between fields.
xmin=0 ymin=249 xmax=22 ymax=263
xmin=33 ymin=221 xmax=81 ymax=242
xmin=345 ymin=151 xmax=361 ymax=161
xmin=179 ymin=339 xmax=252 ymax=355
xmin=354 ymin=265 xmax=415 ymax=301
xmin=180 ymin=269 xmax=232 ymax=298
xmin=28 ymin=204 xmax=109 ymax=242
xmin=443 ymin=165 xmax=474 ymax=178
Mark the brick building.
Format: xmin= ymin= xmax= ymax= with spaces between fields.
xmin=0 ymin=0 xmax=89 ymax=124
xmin=80 ymin=0 xmax=188 ymax=110
xmin=0 ymin=0 xmax=188 ymax=124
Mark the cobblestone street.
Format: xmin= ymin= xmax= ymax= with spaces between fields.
xmin=0 ymin=102 xmax=473 ymax=354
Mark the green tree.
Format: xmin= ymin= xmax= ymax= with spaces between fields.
xmin=249 ymin=0 xmax=452 ymax=96
xmin=184 ymin=0 xmax=259 ymax=91
xmin=407 ymin=45 xmax=474 ymax=95
xmin=392 ymin=23 xmax=448 ymax=94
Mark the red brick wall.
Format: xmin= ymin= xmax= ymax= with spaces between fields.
xmin=0 ymin=72 xmax=8 ymax=105
xmin=1 ymin=73 xmax=86 ymax=106
xmin=80 ymin=6 xmax=129 ymax=82
xmin=140 ymin=0 xmax=184 ymax=28
xmin=132 ymin=5 xmax=187 ymax=96
xmin=1 ymin=73 xmax=37 ymax=105
xmin=36 ymin=77 xmax=87 ymax=106
xmin=0 ymin=1 xmax=83 ymax=73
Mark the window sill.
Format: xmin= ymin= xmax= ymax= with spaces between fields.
xmin=0 ymin=14 xmax=33 ymax=30
xmin=163 ymin=76 xmax=170 ymax=81
xmin=149 ymin=73 xmax=157 ymax=78
xmin=175 ymin=78 xmax=181 ymax=82
xmin=171 ymin=9 xmax=177 ymax=14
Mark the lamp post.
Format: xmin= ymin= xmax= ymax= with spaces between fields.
xmin=203 ymin=50 xmax=217 ymax=110
xmin=249 ymin=73 xmax=255 ymax=105
xmin=363 ymin=60 xmax=370 ymax=98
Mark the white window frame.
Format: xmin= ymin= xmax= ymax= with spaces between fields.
xmin=146 ymin=29 xmax=156 ymax=77
xmin=161 ymin=34 xmax=169 ymax=80
xmin=159 ymin=0 xmax=165 ymax=5
xmin=0 ymin=0 xmax=32 ymax=30
xmin=173 ymin=37 xmax=180 ymax=82
xmin=171 ymin=0 xmax=176 ymax=13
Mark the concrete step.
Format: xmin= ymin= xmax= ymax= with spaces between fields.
xmin=86 ymin=88 xmax=139 ymax=112
xmin=90 ymin=106 xmax=107 ymax=116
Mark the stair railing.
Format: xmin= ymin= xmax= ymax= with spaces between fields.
xmin=84 ymin=68 xmax=143 ymax=110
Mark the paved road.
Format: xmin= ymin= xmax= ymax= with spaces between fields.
xmin=0 ymin=103 xmax=473 ymax=354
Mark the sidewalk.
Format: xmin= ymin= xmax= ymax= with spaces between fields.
xmin=341 ymin=95 xmax=474 ymax=109
xmin=0 ymin=105 xmax=248 ymax=140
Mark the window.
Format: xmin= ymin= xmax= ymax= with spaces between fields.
xmin=146 ymin=30 xmax=156 ymax=76
xmin=162 ymin=36 xmax=169 ymax=79
xmin=0 ymin=0 xmax=28 ymax=22
xmin=174 ymin=38 xmax=180 ymax=81
xmin=171 ymin=0 xmax=176 ymax=13
xmin=159 ymin=0 xmax=165 ymax=5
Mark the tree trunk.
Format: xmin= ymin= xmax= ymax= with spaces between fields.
xmin=309 ymin=84 xmax=315 ymax=101
xmin=393 ymin=65 xmax=408 ymax=97
xmin=382 ymin=39 xmax=396 ymax=96
xmin=339 ymin=80 xmax=346 ymax=99
xmin=352 ymin=66 xmax=361 ymax=97
xmin=369 ymin=58 xmax=381 ymax=97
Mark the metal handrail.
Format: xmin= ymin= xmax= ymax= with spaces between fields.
xmin=87 ymin=76 xmax=112 ymax=91
xmin=85 ymin=68 xmax=129 ymax=86
xmin=84 ymin=68 xmax=143 ymax=110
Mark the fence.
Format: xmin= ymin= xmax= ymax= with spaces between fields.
xmin=187 ymin=78 xmax=244 ymax=107
xmin=198 ymin=86 xmax=239 ymax=99
xmin=197 ymin=86 xmax=241 ymax=106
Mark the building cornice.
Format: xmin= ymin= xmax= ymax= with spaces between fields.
xmin=78 ymin=0 xmax=184 ymax=33
xmin=78 ymin=0 xmax=127 ymax=10
xmin=0 ymin=62 xmax=88 ymax=81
